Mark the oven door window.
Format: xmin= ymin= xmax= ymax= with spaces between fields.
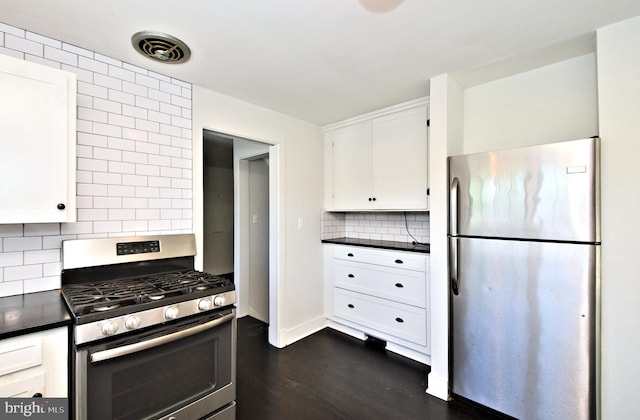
xmin=84 ymin=314 xmax=233 ymax=420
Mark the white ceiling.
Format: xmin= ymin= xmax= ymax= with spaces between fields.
xmin=1 ymin=0 xmax=640 ymax=126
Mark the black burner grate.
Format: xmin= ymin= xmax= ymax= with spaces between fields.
xmin=62 ymin=270 xmax=231 ymax=316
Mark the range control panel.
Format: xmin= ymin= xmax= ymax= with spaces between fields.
xmin=116 ymin=240 xmax=161 ymax=255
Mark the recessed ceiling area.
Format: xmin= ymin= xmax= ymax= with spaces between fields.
xmin=1 ymin=0 xmax=640 ymax=125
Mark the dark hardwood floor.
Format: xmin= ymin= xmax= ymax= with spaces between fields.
xmin=236 ymin=316 xmax=501 ymax=420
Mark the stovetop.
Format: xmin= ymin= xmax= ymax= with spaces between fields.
xmin=62 ymin=270 xmax=234 ymax=322
xmin=63 ymin=270 xmax=231 ymax=316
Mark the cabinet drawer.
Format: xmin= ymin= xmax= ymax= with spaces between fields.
xmin=334 ymin=261 xmax=426 ymax=308
xmin=333 ymin=288 xmax=427 ymax=346
xmin=332 ymin=246 xmax=425 ymax=271
xmin=0 ymin=336 xmax=42 ymax=376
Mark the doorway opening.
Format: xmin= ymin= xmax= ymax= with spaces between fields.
xmin=203 ymin=130 xmax=272 ymax=325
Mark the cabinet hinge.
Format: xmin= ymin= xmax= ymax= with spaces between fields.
xmin=426 ymin=119 xmax=430 ymax=127
xmin=427 ymin=188 xmax=430 ymax=196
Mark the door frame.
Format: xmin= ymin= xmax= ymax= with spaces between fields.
xmin=195 ymin=130 xmax=283 ymax=347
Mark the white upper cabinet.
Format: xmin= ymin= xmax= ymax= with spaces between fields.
xmin=0 ymin=55 xmax=77 ymax=223
xmin=325 ymin=99 xmax=429 ymax=211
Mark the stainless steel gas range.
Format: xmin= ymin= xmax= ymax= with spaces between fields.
xmin=60 ymin=234 xmax=236 ymax=420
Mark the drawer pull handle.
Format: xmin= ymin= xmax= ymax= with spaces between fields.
xmin=348 ymin=274 xmax=355 ymax=278
xmin=347 ymin=253 xmax=354 ymax=257
xmin=395 ymin=259 xmax=404 ymax=264
xmin=347 ymin=304 xmax=355 ymax=309
xmin=395 ymin=317 xmax=404 ymax=323
xmin=395 ymin=283 xmax=404 ymax=288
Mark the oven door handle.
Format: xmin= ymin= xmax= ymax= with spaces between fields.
xmin=90 ymin=312 xmax=234 ymax=363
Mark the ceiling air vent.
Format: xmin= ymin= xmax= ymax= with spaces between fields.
xmin=131 ymin=31 xmax=191 ymax=64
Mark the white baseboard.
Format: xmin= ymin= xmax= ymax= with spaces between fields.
xmin=426 ymin=372 xmax=449 ymax=401
xmin=280 ymin=315 xmax=328 ymax=346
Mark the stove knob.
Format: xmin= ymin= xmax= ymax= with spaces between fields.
xmin=124 ymin=316 xmax=141 ymax=330
xmin=165 ymin=306 xmax=180 ymax=320
xmin=198 ymin=299 xmax=212 ymax=311
xmin=101 ymin=321 xmax=118 ymax=336
xmin=213 ymin=296 xmax=226 ymax=307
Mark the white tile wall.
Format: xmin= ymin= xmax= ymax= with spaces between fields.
xmin=321 ymin=211 xmax=430 ymax=244
xmin=0 ymin=22 xmax=193 ymax=297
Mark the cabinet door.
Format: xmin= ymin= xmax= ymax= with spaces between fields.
xmin=371 ymin=105 xmax=428 ymax=210
xmin=330 ymin=120 xmax=372 ymax=210
xmin=0 ymin=55 xmax=76 ymax=223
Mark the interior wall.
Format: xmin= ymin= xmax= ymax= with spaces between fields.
xmin=248 ymin=157 xmax=269 ymax=323
xmin=193 ymin=87 xmax=325 ymax=347
xmin=463 ymin=53 xmax=598 ymax=153
xmin=203 ymin=133 xmax=234 ymax=275
xmin=596 ymin=15 xmax=640 ymax=420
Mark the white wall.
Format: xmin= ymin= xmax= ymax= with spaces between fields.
xmin=464 ymin=53 xmax=598 ymax=153
xmin=193 ymin=88 xmax=325 ymax=346
xmin=596 ymin=15 xmax=640 ymax=420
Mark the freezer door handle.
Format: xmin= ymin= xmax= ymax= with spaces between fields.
xmin=450 ymin=237 xmax=459 ymax=295
xmin=450 ymin=177 xmax=459 ymax=236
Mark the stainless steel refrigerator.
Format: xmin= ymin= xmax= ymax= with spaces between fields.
xmin=449 ymin=137 xmax=599 ymax=420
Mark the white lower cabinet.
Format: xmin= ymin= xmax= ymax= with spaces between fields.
xmin=325 ymin=244 xmax=430 ymax=363
xmin=0 ymin=327 xmax=68 ymax=398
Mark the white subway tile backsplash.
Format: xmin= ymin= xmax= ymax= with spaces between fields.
xmin=24 ymin=224 xmax=60 ymax=237
xmin=136 ymin=73 xmax=160 ymax=90
xmin=0 ymin=22 xmax=192 ymax=297
xmin=6 ymin=34 xmax=43 ymax=56
xmin=94 ymin=73 xmax=122 ymax=90
xmin=43 ymin=261 xmax=63 ymax=276
xmin=5 ymin=264 xmax=42 ymax=281
xmin=109 ymin=89 xmax=136 ymax=105
xmin=62 ymin=43 xmax=92 ymax=58
xmin=0 ymin=281 xmax=23 ymax=297
xmin=78 ymin=80 xmax=108 ymax=98
xmin=4 ymin=237 xmax=42 ymax=252
xmin=24 ymin=276 xmax=60 ymax=294
xmin=136 ymin=164 xmax=160 ymax=176
xmin=44 ymin=45 xmax=77 ymax=65
xmin=93 ymin=148 xmax=123 ymax=162
xmin=123 ymin=220 xmax=148 ymax=232
xmin=43 ymin=235 xmax=76 ymax=250
xmin=136 ymin=119 xmax=160 ymax=133
xmin=0 ymin=22 xmax=24 ymax=36
xmin=79 ymin=56 xmax=108 ymax=74
xmin=122 ymin=80 xmax=147 ymax=96
xmin=108 ymin=137 xmax=136 ymax=152
xmin=78 ymin=107 xmax=108 ymax=123
xmin=61 ymin=222 xmax=93 ymax=235
xmin=94 ymin=53 xmax=122 ymax=67
xmin=77 ymin=209 xmax=108 ymax=221
xmin=121 ymin=175 xmax=147 ymax=187
xmin=24 ymin=249 xmax=60 ymax=265
xmin=108 ymin=65 xmax=135 ymax=82
xmin=321 ymin=211 xmax=430 ymax=243
xmin=109 ymin=209 xmax=136 ymax=220
xmin=108 ymin=185 xmax=136 ymax=197
xmin=109 ymin=161 xmax=136 ymax=174
xmin=93 ymin=221 xmax=123 ymax=233
xmin=0 ymin=252 xmax=23 ymax=267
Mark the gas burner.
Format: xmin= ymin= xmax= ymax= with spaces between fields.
xmin=94 ymin=303 xmax=120 ymax=312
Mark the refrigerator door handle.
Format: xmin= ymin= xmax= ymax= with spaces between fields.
xmin=450 ymin=237 xmax=459 ymax=295
xmin=450 ymin=177 xmax=459 ymax=236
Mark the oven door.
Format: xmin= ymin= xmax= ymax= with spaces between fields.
xmin=74 ymin=308 xmax=236 ymax=420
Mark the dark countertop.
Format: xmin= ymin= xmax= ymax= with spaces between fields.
xmin=0 ymin=290 xmax=72 ymax=340
xmin=322 ymin=237 xmax=430 ymax=253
